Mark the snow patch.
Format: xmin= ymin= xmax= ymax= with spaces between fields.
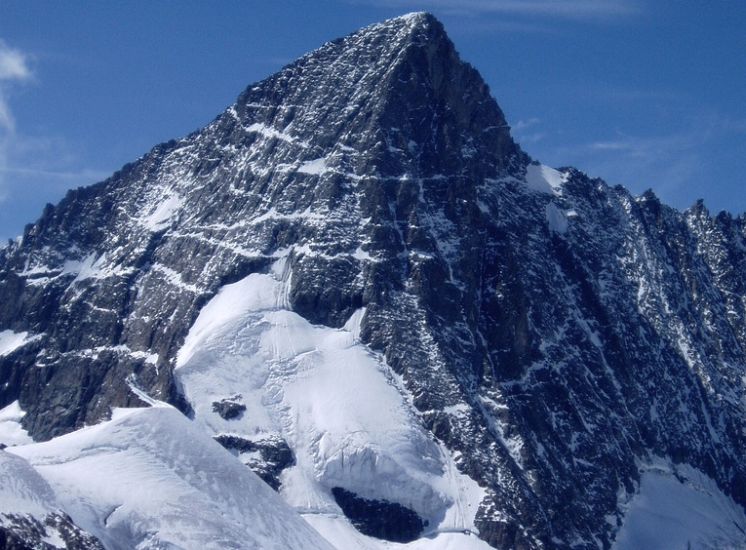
xmin=0 ymin=330 xmax=40 ymax=357
xmin=298 ymin=157 xmax=329 ymax=175
xmin=247 ymin=122 xmax=308 ymax=147
xmin=0 ymin=401 xmax=33 ymax=446
xmin=141 ymin=193 xmax=183 ymax=230
xmin=65 ymin=253 xmax=132 ymax=283
xmin=524 ymin=163 xmax=565 ymax=195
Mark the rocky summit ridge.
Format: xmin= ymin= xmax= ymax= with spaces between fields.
xmin=1 ymin=12 xmax=745 ymax=550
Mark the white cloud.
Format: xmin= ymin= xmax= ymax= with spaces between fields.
xmin=0 ymin=39 xmax=33 ymax=205
xmin=0 ymin=40 xmax=32 ymax=133
xmin=0 ymin=41 xmax=32 ymax=82
xmin=0 ymin=99 xmax=12 ymax=133
xmin=0 ymin=41 xmax=109 ymax=229
xmin=511 ymin=117 xmax=546 ymax=145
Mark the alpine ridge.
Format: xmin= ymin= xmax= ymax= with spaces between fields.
xmin=1 ymin=12 xmax=745 ymax=550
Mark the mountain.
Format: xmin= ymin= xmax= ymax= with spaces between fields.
xmin=1 ymin=11 xmax=746 ymax=549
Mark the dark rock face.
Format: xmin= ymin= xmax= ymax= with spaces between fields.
xmin=214 ymin=434 xmax=295 ymax=490
xmin=0 ymin=513 xmax=105 ymax=550
xmin=331 ymin=487 xmax=425 ymax=543
xmin=211 ymin=394 xmax=246 ymax=420
xmin=1 ymin=12 xmax=745 ymax=549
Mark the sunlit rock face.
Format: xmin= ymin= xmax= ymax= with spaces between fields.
xmin=1 ymin=12 xmax=745 ymax=549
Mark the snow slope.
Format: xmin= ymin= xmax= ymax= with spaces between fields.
xmin=9 ymin=405 xmax=334 ymax=550
xmin=305 ymin=513 xmax=494 ymax=550
xmin=614 ymin=461 xmax=746 ymax=550
xmin=0 ymin=450 xmax=103 ymax=549
xmin=0 ymin=450 xmax=57 ymax=519
xmin=176 ymin=257 xmax=485 ymax=543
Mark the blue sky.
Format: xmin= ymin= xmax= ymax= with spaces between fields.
xmin=0 ymin=1 xmax=745 ymax=240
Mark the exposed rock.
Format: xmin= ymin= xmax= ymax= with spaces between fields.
xmin=211 ymin=394 xmax=246 ymax=420
xmin=0 ymin=512 xmax=105 ymax=550
xmin=214 ymin=434 xmax=295 ymax=490
xmin=331 ymin=486 xmax=425 ymax=543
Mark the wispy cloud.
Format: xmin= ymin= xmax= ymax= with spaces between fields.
xmin=353 ymin=0 xmax=640 ymax=20
xmin=542 ymin=108 xmax=746 ymax=207
xmin=0 ymin=40 xmax=32 ymax=132
xmin=513 ymin=117 xmax=541 ymax=131
xmin=0 ymin=40 xmax=107 ymax=214
xmin=0 ymin=40 xmax=35 ymax=204
xmin=0 ymin=42 xmax=32 ymax=81
xmin=511 ymin=117 xmax=547 ymax=144
xmin=0 ymin=165 xmax=111 ymax=181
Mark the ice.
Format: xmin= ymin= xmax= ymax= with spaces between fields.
xmin=10 ymin=406 xmax=334 ymax=550
xmin=614 ymin=462 xmax=746 ymax=549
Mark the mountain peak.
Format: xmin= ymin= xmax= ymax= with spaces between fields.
xmin=377 ymin=10 xmax=438 ymax=28
xmin=232 ymin=10 xmax=519 ymax=178
xmin=6 ymin=13 xmax=745 ymax=550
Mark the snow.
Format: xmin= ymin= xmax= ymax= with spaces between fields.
xmin=41 ymin=528 xmax=67 ymax=549
xmin=16 ymin=253 xmax=132 ymax=287
xmin=298 ymin=157 xmax=329 ymax=175
xmin=151 ymin=263 xmax=201 ymax=293
xmin=247 ymin=122 xmax=309 ymax=147
xmin=176 ymin=259 xmax=486 ymax=543
xmin=9 ymin=406 xmax=334 ymax=550
xmin=141 ymin=193 xmax=184 ymax=230
xmin=0 ymin=329 xmax=38 ymax=357
xmin=305 ymin=513 xmax=494 ymax=550
xmin=614 ymin=462 xmax=746 ymax=550
xmin=0 ymin=450 xmax=57 ymax=519
xmin=64 ymin=253 xmax=133 ymax=283
xmin=524 ymin=163 xmax=565 ymax=195
xmin=0 ymin=401 xmax=33 ymax=446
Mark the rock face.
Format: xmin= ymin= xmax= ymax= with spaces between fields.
xmin=331 ymin=486 xmax=425 ymax=543
xmin=0 ymin=12 xmax=745 ymax=549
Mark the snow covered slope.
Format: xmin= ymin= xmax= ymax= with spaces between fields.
xmin=176 ymin=258 xmax=485 ymax=543
xmin=0 ymin=450 xmax=103 ymax=549
xmin=9 ymin=405 xmax=335 ymax=550
xmin=614 ymin=461 xmax=746 ymax=550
